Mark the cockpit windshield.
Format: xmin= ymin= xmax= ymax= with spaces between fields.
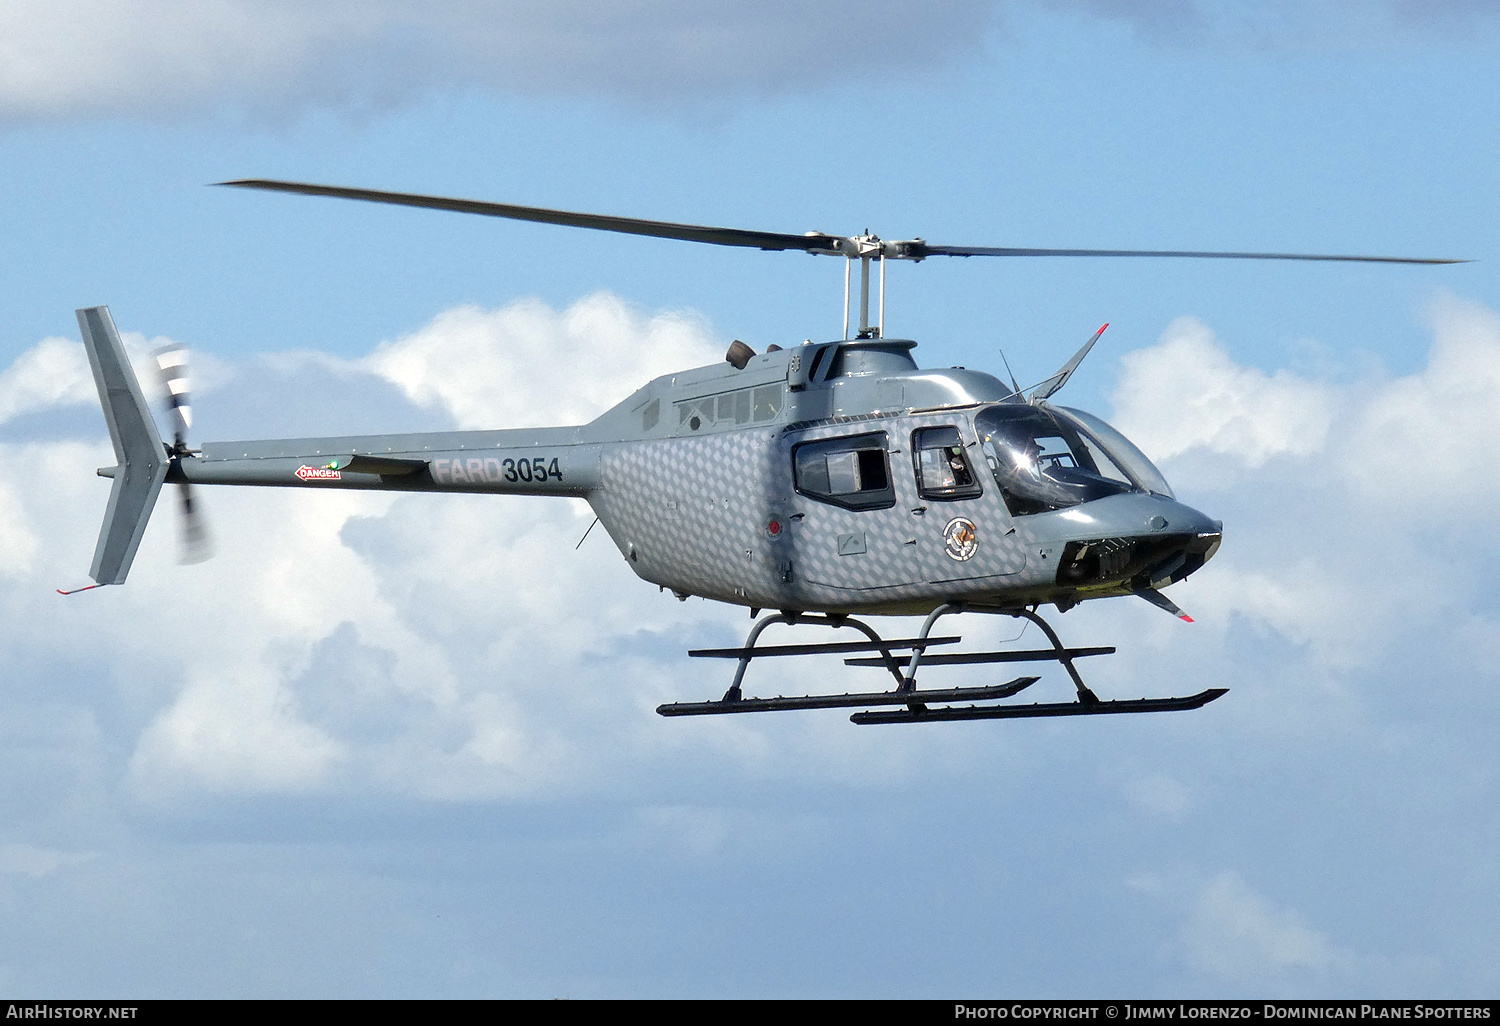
xmin=973 ymin=404 xmax=1169 ymax=515
xmin=1056 ymin=406 xmax=1174 ymax=499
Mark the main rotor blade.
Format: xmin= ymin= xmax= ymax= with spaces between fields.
xmin=218 ymin=180 xmax=1466 ymax=265
xmin=217 ymin=179 xmax=844 ymax=255
xmin=912 ymin=244 xmax=1465 ymax=265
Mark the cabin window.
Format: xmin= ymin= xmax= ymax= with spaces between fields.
xmin=752 ymin=385 xmax=782 ymax=422
xmin=677 ymin=397 xmax=712 ymax=430
xmin=716 ymin=391 xmax=753 ymax=425
xmin=676 ymin=385 xmax=783 ymax=432
xmin=912 ymin=426 xmax=982 ymax=500
xmin=793 ymin=433 xmax=895 ymax=511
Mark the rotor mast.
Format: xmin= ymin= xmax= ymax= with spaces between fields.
xmin=841 ymin=236 xmax=888 ymax=339
xmin=840 ymin=234 xmax=914 ymax=339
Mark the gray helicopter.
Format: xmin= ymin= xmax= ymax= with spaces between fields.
xmin=68 ymin=181 xmax=1459 ymax=724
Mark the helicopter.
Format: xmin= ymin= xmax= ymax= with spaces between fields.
xmin=66 ymin=180 xmax=1461 ymax=724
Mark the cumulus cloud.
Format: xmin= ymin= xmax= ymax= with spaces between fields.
xmin=1121 ymin=773 xmax=1195 ymax=818
xmin=5 ymin=289 xmax=1500 ymax=814
xmin=5 ymin=1 xmax=1498 ymax=124
xmin=1108 ymin=296 xmax=1500 ymax=678
xmin=2 ymin=291 xmax=965 ymax=811
xmin=0 ymin=0 xmax=996 ymax=123
xmin=1346 ymin=294 xmax=1500 ymax=516
xmin=1111 ymin=315 xmax=1335 ymax=469
xmin=4 ymin=291 xmax=1500 ymax=992
xmin=0 ymin=843 xmax=95 ymax=878
xmin=1111 ymin=295 xmax=1500 ymax=518
xmin=1047 ymin=0 xmax=1500 ymax=49
xmin=0 ymin=336 xmax=95 ymax=423
xmin=1180 ymin=872 xmax=1345 ymax=983
xmin=363 ymin=293 xmax=719 ymax=430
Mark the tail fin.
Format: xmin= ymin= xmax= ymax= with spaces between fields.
xmin=77 ymin=306 xmax=167 ymax=586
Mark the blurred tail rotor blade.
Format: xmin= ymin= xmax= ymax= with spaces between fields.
xmin=154 ymin=345 xmax=193 ymax=444
xmin=176 ymin=481 xmax=212 ymax=565
xmin=153 ymin=344 xmax=211 ymax=564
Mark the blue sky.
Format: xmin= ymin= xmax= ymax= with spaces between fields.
xmin=2 ymin=0 xmax=1499 ymax=997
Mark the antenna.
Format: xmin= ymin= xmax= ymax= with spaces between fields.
xmin=999 ymin=349 xmax=1024 ymax=401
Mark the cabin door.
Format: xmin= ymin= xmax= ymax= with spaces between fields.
xmin=904 ymin=424 xmax=1027 ymax=585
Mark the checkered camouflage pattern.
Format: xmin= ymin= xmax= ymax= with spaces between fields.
xmin=590 ymin=409 xmax=1040 ymax=614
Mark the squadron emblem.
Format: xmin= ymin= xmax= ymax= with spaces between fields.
xmin=943 ymin=517 xmax=979 ymax=561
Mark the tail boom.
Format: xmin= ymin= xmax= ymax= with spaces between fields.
xmin=183 ymin=433 xmax=600 ymax=497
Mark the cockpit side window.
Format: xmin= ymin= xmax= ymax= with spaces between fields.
xmin=793 ymin=432 xmax=895 ymax=511
xmin=912 ymin=426 xmax=982 ymax=500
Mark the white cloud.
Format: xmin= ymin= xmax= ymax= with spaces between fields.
xmin=1345 ymin=294 xmax=1500 ymax=515
xmin=6 ymin=0 xmax=1496 ymax=124
xmin=6 ymin=289 xmax=1500 ymax=819
xmin=3 ymin=292 xmax=1500 ymax=993
xmin=129 ymin=664 xmax=345 ymax=796
xmin=0 ymin=843 xmax=95 ymax=878
xmin=363 ymin=293 xmax=720 ymax=430
xmin=0 ymin=329 xmax=192 ymax=431
xmin=0 ymin=466 xmax=41 ymax=577
xmin=0 ymin=1 xmax=995 ymax=123
xmin=0 ymin=336 xmax=93 ymax=424
xmin=1180 ymin=872 xmax=1344 ymax=982
xmin=1122 ymin=773 xmax=1195 ymax=818
xmin=3 ymin=291 xmax=963 ymax=809
xmin=1100 ymin=297 xmax=1500 ymax=749
xmin=1043 ymin=0 xmax=1500 ymax=49
xmin=1110 ymin=316 xmax=1335 ymax=470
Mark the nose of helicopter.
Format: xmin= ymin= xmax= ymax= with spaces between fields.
xmin=1147 ymin=498 xmax=1222 ymax=573
xmin=1047 ymin=493 xmax=1222 ymax=589
xmin=1146 ymin=498 xmax=1221 ymax=540
xmin=1048 ymin=492 xmax=1218 ymax=538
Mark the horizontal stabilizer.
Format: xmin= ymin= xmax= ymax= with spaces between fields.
xmin=77 ymin=307 xmax=167 ymax=586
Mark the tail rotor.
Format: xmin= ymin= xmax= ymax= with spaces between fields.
xmin=154 ymin=346 xmax=212 ymax=565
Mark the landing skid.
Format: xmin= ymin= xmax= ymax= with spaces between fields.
xmin=659 ymin=676 xmax=1039 ymax=716
xmin=851 ymin=688 xmax=1227 ymax=724
xmin=655 ymin=605 xmax=1225 ymax=725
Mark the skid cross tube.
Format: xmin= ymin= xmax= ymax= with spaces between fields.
xmin=691 ymin=636 xmax=962 ymax=659
xmin=845 ymin=645 xmax=1115 ymax=668
xmin=900 ymin=604 xmax=1097 ymax=702
xmin=1012 ymin=607 xmax=1099 ymax=704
